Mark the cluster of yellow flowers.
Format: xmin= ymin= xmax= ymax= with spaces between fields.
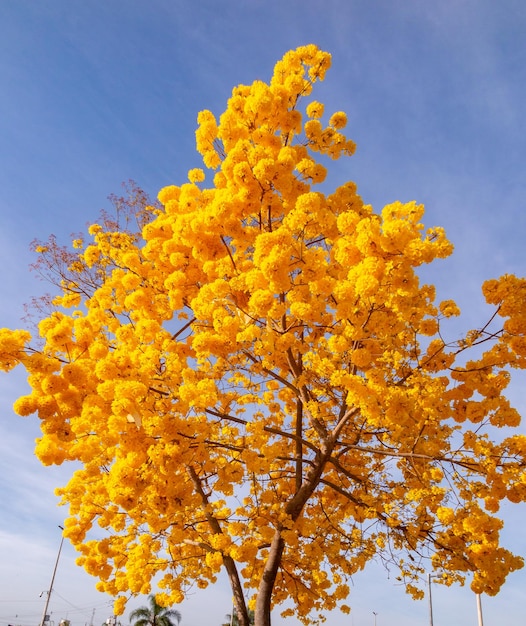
xmin=1 ymin=45 xmax=526 ymax=623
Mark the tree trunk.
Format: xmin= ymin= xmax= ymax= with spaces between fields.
xmin=254 ymin=531 xmax=285 ymax=626
xmin=224 ymin=555 xmax=251 ymax=626
xmin=187 ymin=466 xmax=251 ymax=626
xmin=253 ymin=443 xmax=335 ymax=626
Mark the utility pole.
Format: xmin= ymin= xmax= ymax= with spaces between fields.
xmin=476 ymin=594 xmax=484 ymax=626
xmin=39 ymin=526 xmax=65 ymax=626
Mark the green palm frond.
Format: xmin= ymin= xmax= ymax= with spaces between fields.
xmin=129 ymin=595 xmax=181 ymax=626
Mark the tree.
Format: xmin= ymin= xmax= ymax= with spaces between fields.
xmin=1 ymin=44 xmax=526 ymax=626
xmin=222 ymin=609 xmax=254 ymax=626
xmin=129 ymin=595 xmax=181 ymax=626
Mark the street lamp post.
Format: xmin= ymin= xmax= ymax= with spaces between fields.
xmin=39 ymin=526 xmax=65 ymax=626
xmin=372 ymin=611 xmax=378 ymax=626
xmin=476 ymin=594 xmax=484 ymax=626
xmin=427 ymin=573 xmax=436 ymax=626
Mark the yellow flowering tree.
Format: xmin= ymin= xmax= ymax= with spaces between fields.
xmin=2 ymin=45 xmax=526 ymax=626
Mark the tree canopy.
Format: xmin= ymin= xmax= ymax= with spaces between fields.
xmin=129 ymin=594 xmax=181 ymax=626
xmin=1 ymin=44 xmax=526 ymax=626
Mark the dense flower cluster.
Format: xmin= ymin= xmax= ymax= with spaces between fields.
xmin=1 ymin=45 xmax=526 ymax=626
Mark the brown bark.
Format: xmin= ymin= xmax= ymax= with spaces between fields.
xmin=187 ymin=466 xmax=251 ymax=626
xmin=253 ymin=443 xmax=335 ymax=626
xmin=254 ymin=531 xmax=285 ymax=626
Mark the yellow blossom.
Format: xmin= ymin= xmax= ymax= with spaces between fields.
xmin=188 ymin=168 xmax=205 ymax=183
xmin=1 ymin=44 xmax=526 ymax=626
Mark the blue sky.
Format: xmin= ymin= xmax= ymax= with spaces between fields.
xmin=1 ymin=1 xmax=525 ymax=626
